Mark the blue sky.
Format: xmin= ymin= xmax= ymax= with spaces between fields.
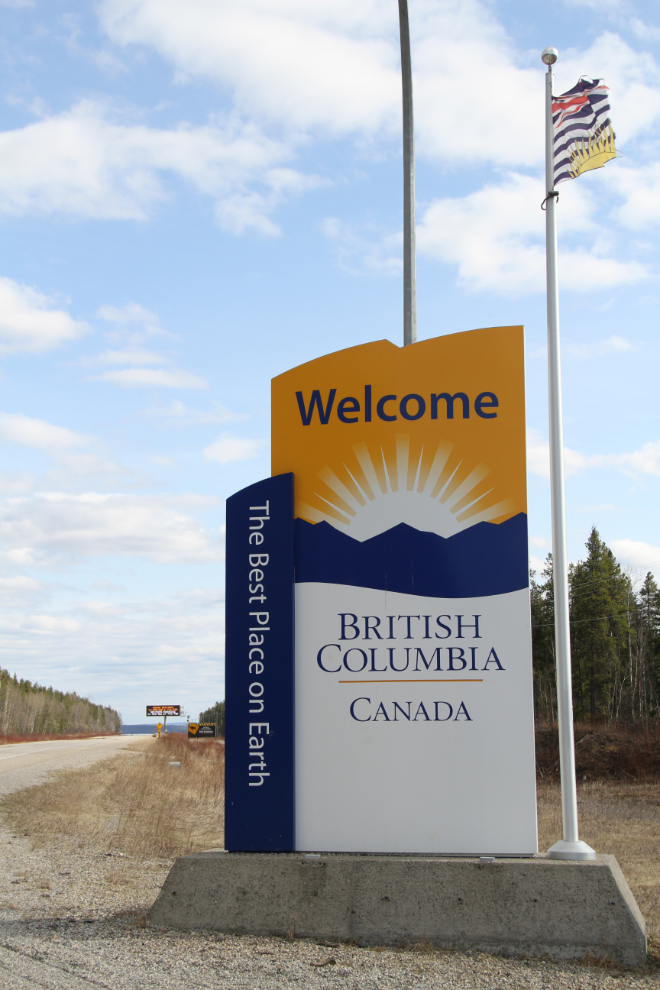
xmin=1 ymin=0 xmax=660 ymax=723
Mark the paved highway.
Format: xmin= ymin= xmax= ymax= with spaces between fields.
xmin=0 ymin=735 xmax=144 ymax=797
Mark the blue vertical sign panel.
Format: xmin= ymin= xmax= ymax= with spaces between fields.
xmin=224 ymin=473 xmax=295 ymax=851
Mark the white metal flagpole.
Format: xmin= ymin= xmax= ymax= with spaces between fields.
xmin=541 ymin=46 xmax=595 ymax=861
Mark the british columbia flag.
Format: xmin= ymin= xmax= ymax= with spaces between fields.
xmin=553 ymin=77 xmax=617 ymax=185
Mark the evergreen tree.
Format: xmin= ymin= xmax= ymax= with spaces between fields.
xmin=569 ymin=527 xmax=632 ymax=722
xmin=530 ymin=554 xmax=557 ymax=722
xmin=635 ymin=572 xmax=660 ymax=720
xmin=529 ymin=529 xmax=660 ymax=726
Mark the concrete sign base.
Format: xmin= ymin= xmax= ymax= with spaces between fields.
xmin=149 ymin=852 xmax=646 ymax=966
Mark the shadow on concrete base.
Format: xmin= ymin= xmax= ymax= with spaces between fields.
xmin=149 ymin=852 xmax=646 ymax=966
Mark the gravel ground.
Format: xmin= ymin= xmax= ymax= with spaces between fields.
xmin=0 ymin=823 xmax=172 ymax=922
xmin=0 ymin=919 xmax=658 ymax=990
xmin=0 ymin=813 xmax=656 ymax=990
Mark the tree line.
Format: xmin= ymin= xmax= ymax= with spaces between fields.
xmin=0 ymin=669 xmax=121 ymax=736
xmin=531 ymin=527 xmax=660 ymax=724
xmin=199 ymin=700 xmax=225 ymax=737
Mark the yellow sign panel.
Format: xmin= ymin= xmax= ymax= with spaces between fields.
xmin=272 ymin=327 xmax=526 ymax=535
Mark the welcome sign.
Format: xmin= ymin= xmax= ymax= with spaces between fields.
xmin=226 ymin=326 xmax=537 ymax=855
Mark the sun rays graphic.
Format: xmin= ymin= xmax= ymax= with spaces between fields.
xmin=297 ymin=434 xmax=516 ymax=542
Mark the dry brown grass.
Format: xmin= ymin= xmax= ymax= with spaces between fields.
xmin=538 ymin=779 xmax=660 ymax=940
xmin=1 ymin=733 xmax=225 ymax=859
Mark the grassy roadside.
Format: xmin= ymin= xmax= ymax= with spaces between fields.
xmin=1 ymin=734 xmax=225 ymax=859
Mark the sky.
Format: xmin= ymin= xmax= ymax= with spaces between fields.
xmin=1 ymin=0 xmax=660 ymax=724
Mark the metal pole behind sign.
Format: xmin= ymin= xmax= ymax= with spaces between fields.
xmin=542 ymin=47 xmax=595 ymax=861
xmin=398 ymin=0 xmax=417 ymax=347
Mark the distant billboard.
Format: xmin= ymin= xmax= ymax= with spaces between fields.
xmin=146 ymin=705 xmax=181 ymax=717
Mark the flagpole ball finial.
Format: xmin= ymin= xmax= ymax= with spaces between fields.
xmin=542 ymin=47 xmax=558 ymax=65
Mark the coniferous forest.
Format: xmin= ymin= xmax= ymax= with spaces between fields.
xmin=531 ymin=527 xmax=660 ymax=724
xmin=0 ymin=669 xmax=121 ymax=736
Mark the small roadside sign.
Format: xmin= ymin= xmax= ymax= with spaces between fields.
xmin=157 ymin=722 xmax=162 ymax=736
xmin=188 ymin=723 xmax=216 ymax=738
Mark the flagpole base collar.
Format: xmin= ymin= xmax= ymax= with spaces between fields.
xmin=547 ymin=839 xmax=597 ymax=861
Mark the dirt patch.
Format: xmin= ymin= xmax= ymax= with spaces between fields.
xmin=536 ymin=724 xmax=660 ymax=780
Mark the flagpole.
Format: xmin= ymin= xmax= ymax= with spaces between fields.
xmin=398 ymin=0 xmax=417 ymax=347
xmin=542 ymin=46 xmax=596 ymax=862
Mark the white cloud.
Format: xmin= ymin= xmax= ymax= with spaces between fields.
xmin=0 ymin=413 xmax=88 ymax=451
xmin=0 ymin=575 xmax=44 ymax=611
xmin=565 ymin=334 xmax=634 ymax=358
xmin=609 ymin=163 xmax=660 ymax=230
xmin=93 ymin=367 xmax=208 ymax=388
xmin=610 ymin=539 xmax=660 ymax=575
xmin=0 ymin=413 xmax=123 ymax=481
xmin=148 ymin=400 xmax=247 ymax=425
xmin=527 ymin=429 xmax=660 ymax=480
xmin=575 ymin=502 xmax=620 ymax=513
xmin=411 ymin=2 xmax=542 ymax=165
xmin=100 ymin=0 xmax=402 ymax=138
xmin=527 ymin=429 xmax=596 ymax=479
xmin=0 ymin=576 xmax=39 ymax=590
xmin=321 ymin=218 xmax=401 ymax=277
xmin=629 ymin=19 xmax=660 ymax=44
xmin=527 ymin=429 xmax=552 ymax=480
xmin=97 ymin=302 xmax=164 ymax=333
xmin=417 ymin=173 xmax=648 ymax=294
xmin=0 ymin=100 xmax=314 ymax=233
xmin=529 ymin=554 xmax=549 ymax=575
xmin=204 ymin=436 xmax=264 ymax=464
xmin=92 ymin=579 xmax=126 ymax=591
xmin=604 ymin=440 xmax=660 ymax=477
xmin=0 ymin=492 xmax=222 ymax=565
xmin=0 ymin=277 xmax=89 ymax=353
xmin=27 ymin=615 xmax=82 ymax=633
xmin=93 ymin=348 xmax=168 ymax=365
xmin=563 ymin=0 xmax=624 ymax=8
xmin=90 ymin=302 xmax=200 ymax=387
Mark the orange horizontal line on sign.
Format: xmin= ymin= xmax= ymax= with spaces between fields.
xmin=337 ymin=679 xmax=483 ymax=684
